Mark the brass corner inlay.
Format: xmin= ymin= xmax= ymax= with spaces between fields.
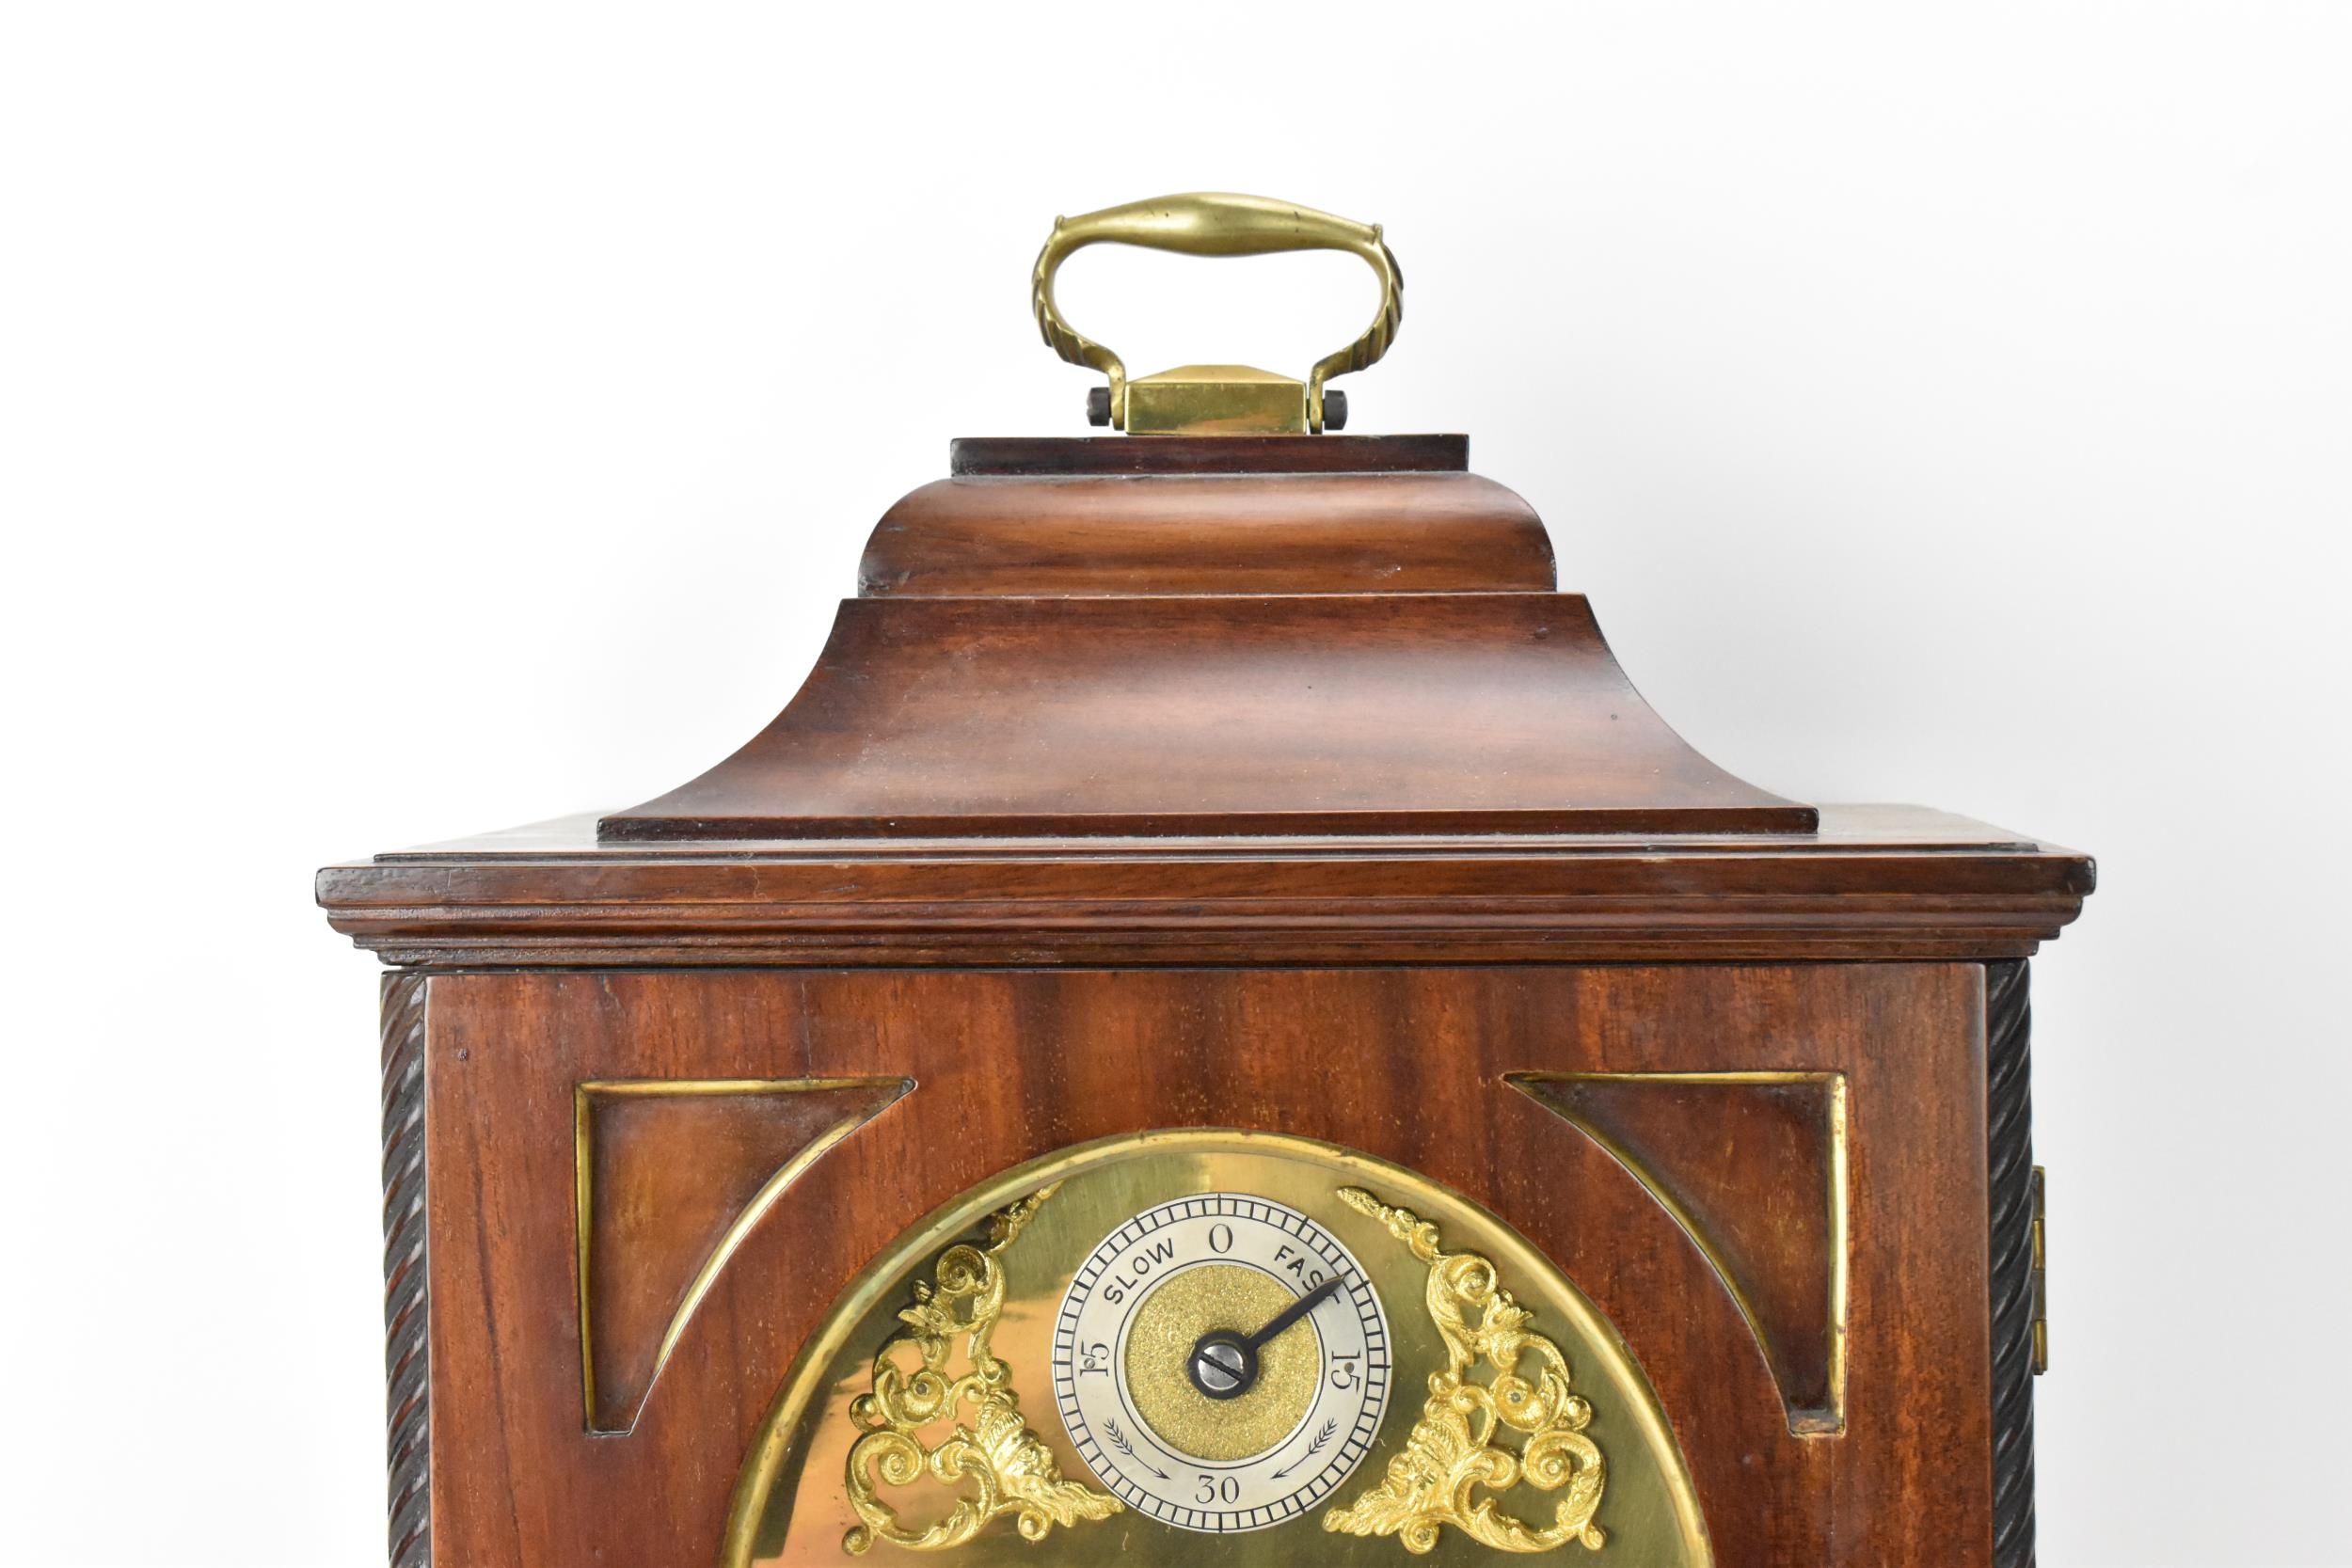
xmin=1507 ymin=1070 xmax=1851 ymax=1436
xmin=843 ymin=1185 xmax=1121 ymax=1553
xmin=1325 ymin=1187 xmax=1608 ymax=1555
xmin=574 ymin=1076 xmax=911 ymax=1434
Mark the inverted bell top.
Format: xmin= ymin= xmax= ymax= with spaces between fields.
xmin=598 ymin=436 xmax=1818 ymax=843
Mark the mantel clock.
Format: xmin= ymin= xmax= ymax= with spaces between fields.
xmin=321 ymin=194 xmax=2092 ymax=1568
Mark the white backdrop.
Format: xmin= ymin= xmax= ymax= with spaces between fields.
xmin=4 ymin=5 xmax=2346 ymax=1565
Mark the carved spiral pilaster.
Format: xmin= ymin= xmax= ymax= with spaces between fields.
xmin=381 ymin=972 xmax=432 ymax=1568
xmin=1983 ymin=960 xmax=2036 ymax=1568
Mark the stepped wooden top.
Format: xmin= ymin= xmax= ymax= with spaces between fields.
xmin=321 ymin=436 xmax=2093 ymax=966
xmin=601 ymin=436 xmax=1816 ymax=842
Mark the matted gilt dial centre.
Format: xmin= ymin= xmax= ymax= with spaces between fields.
xmin=1124 ymin=1264 xmax=1315 ymax=1459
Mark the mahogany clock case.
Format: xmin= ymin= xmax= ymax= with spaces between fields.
xmin=323 ymin=434 xmax=2090 ymax=1568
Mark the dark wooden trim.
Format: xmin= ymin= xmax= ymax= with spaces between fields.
xmin=603 ymin=805 xmax=1824 ymax=843
xmin=1985 ymin=959 xmax=2037 ymax=1568
xmin=381 ymin=972 xmax=432 ymax=1568
xmin=320 ymin=807 xmax=2094 ymax=969
xmin=323 ymin=922 xmax=2084 ymax=971
xmin=948 ymin=434 xmax=1468 ymax=476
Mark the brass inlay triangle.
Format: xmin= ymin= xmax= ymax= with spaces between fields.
xmin=574 ymin=1076 xmax=911 ymax=1433
xmin=1508 ymin=1071 xmax=1849 ymax=1434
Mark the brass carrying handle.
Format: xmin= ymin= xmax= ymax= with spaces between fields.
xmin=1031 ymin=193 xmax=1403 ymax=434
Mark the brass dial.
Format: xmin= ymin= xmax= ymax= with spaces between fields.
xmin=1052 ymin=1194 xmax=1391 ymax=1533
xmin=724 ymin=1132 xmax=1714 ymax=1567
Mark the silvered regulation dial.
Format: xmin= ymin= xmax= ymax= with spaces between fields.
xmin=1051 ymin=1193 xmax=1391 ymax=1533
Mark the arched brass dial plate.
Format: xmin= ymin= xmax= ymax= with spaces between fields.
xmin=723 ymin=1131 xmax=1712 ymax=1567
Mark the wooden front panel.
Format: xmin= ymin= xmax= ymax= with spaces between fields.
xmin=421 ymin=964 xmax=1992 ymax=1567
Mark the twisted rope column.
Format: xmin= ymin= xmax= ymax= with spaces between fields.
xmin=381 ymin=972 xmax=432 ymax=1568
xmin=1984 ymin=960 xmax=2037 ymax=1568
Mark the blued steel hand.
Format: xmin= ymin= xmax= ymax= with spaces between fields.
xmin=1244 ymin=1275 xmax=1344 ymax=1353
xmin=1186 ymin=1276 xmax=1347 ymax=1400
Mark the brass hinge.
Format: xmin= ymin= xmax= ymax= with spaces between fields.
xmin=2029 ymin=1165 xmax=2049 ymax=1375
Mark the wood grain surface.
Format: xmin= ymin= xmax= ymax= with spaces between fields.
xmin=1511 ymin=1071 xmax=1848 ymax=1433
xmin=858 ymin=472 xmax=1552 ymax=598
xmin=320 ymin=804 xmax=2092 ymax=967
xmin=597 ymin=593 xmax=1817 ymax=841
xmin=599 ymin=435 xmax=1814 ymax=842
xmin=419 ymin=963 xmax=1997 ymax=1568
xmin=577 ymin=1079 xmax=909 ymax=1434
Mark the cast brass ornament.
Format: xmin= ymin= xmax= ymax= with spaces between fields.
xmin=1324 ymin=1188 xmax=1609 ymax=1555
xmin=843 ymin=1186 xmax=1122 ymax=1553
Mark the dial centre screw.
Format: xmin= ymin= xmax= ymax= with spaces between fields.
xmin=1186 ymin=1332 xmax=1257 ymax=1400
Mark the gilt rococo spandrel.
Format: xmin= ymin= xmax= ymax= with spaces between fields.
xmin=321 ymin=193 xmax=2090 ymax=1568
